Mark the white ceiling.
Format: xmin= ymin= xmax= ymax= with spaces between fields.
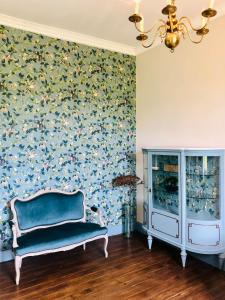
xmin=0 ymin=0 xmax=224 ymax=55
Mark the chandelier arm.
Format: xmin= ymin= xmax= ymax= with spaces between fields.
xmin=179 ymin=23 xmax=204 ymax=44
xmin=141 ymin=25 xmax=167 ymax=48
xmin=178 ymin=16 xmax=209 ymax=32
xmin=135 ymin=19 xmax=167 ymax=34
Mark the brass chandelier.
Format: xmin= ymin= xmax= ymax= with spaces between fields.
xmin=129 ymin=0 xmax=217 ymax=52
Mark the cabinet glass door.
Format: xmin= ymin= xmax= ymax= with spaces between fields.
xmin=152 ymin=154 xmax=179 ymax=215
xmin=186 ymin=156 xmax=220 ymax=220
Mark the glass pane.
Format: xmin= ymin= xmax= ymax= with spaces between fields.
xmin=186 ymin=156 xmax=220 ymax=220
xmin=152 ymin=155 xmax=179 ymax=215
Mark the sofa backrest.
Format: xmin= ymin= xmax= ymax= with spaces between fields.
xmin=12 ymin=190 xmax=85 ymax=232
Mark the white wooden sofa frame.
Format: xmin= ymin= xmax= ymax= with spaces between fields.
xmin=8 ymin=189 xmax=108 ymax=285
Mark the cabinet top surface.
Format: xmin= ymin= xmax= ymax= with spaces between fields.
xmin=142 ymin=148 xmax=225 ymax=152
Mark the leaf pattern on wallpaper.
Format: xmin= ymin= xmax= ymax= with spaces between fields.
xmin=0 ymin=25 xmax=136 ymax=250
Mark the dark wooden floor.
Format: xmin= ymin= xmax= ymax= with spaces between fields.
xmin=1 ymin=234 xmax=225 ymax=300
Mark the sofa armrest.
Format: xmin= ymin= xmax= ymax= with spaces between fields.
xmin=8 ymin=201 xmax=20 ymax=248
xmin=85 ymin=206 xmax=105 ymax=227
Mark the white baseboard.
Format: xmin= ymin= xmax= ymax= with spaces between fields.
xmin=0 ymin=250 xmax=14 ymax=263
xmin=107 ymin=224 xmax=123 ymax=236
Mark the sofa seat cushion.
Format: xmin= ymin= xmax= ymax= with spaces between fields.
xmin=16 ymin=222 xmax=107 ymax=257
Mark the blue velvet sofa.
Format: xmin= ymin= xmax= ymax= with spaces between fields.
xmin=9 ymin=189 xmax=108 ymax=285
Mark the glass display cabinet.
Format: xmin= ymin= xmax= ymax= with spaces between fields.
xmin=143 ymin=149 xmax=225 ymax=267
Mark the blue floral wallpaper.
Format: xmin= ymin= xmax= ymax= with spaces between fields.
xmin=0 ymin=25 xmax=136 ymax=251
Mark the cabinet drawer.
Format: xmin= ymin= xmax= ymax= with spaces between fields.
xmin=188 ymin=223 xmax=220 ymax=246
xmin=151 ymin=212 xmax=179 ymax=238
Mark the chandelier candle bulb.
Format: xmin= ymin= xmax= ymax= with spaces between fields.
xmin=209 ymin=0 xmax=215 ymax=9
xmin=134 ymin=0 xmax=141 ymax=15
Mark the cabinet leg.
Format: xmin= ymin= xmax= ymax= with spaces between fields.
xmin=219 ymin=252 xmax=225 ymax=259
xmin=218 ymin=253 xmax=225 ymax=269
xmin=147 ymin=235 xmax=153 ymax=250
xmin=218 ymin=258 xmax=224 ymax=270
xmin=181 ymin=249 xmax=187 ymax=268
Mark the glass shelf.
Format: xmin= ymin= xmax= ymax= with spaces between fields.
xmin=186 ymin=173 xmax=219 ymax=177
xmin=152 ymin=169 xmax=178 ymax=174
xmin=186 ymin=156 xmax=220 ymax=220
xmin=152 ymin=154 xmax=179 ymax=215
xmin=187 ymin=196 xmax=218 ymax=200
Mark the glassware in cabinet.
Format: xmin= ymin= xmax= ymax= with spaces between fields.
xmin=186 ymin=155 xmax=220 ymax=221
xmin=152 ymin=154 xmax=179 ymax=215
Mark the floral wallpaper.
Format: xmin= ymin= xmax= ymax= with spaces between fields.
xmin=0 ymin=25 xmax=136 ymax=251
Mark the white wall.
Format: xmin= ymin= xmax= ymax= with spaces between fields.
xmin=136 ymin=16 xmax=225 ymax=222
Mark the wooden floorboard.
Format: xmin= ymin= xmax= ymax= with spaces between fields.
xmin=0 ymin=234 xmax=225 ymax=300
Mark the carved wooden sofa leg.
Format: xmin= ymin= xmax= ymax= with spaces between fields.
xmin=15 ymin=256 xmax=22 ymax=285
xmin=104 ymin=236 xmax=108 ymax=258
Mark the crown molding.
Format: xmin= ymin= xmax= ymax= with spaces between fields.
xmin=0 ymin=13 xmax=136 ymax=56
